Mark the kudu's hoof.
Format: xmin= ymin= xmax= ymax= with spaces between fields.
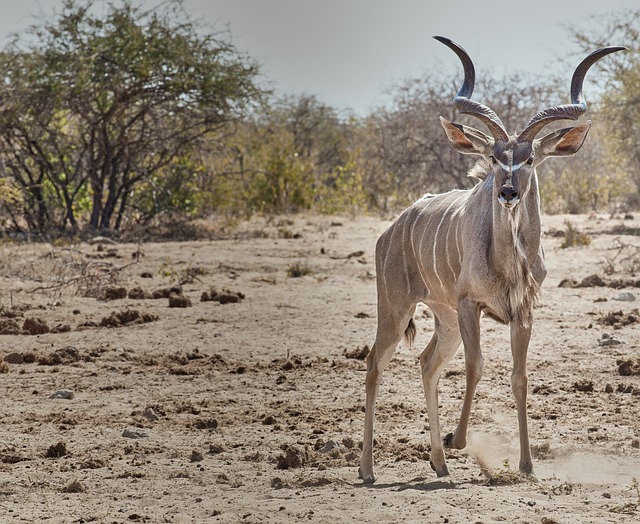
xmin=443 ymin=432 xmax=455 ymax=448
xmin=358 ymin=467 xmax=376 ymax=484
xmin=519 ymin=462 xmax=534 ymax=476
xmin=429 ymin=460 xmax=450 ymax=478
xmin=443 ymin=432 xmax=465 ymax=449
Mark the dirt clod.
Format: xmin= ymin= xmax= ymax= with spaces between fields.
xmin=344 ymin=345 xmax=369 ymax=360
xmin=598 ymin=309 xmax=639 ymax=329
xmin=100 ymin=309 xmax=158 ymax=327
xmin=38 ymin=346 xmax=81 ymax=366
xmin=152 ymin=286 xmax=182 ymax=299
xmin=45 ymin=442 xmax=67 ymax=458
xmin=103 ymin=286 xmax=127 ymax=300
xmin=62 ymin=480 xmax=85 ymax=493
xmin=4 ymin=352 xmax=25 ymax=364
xmin=618 ymin=359 xmax=640 ymax=376
xmin=168 ymin=293 xmax=192 ymax=308
xmin=201 ymin=288 xmax=245 ymax=304
xmin=0 ymin=318 xmax=21 ymax=335
xmin=22 ymin=317 xmax=49 ymax=335
xmin=128 ymin=287 xmax=152 ymax=299
xmin=276 ymin=445 xmax=310 ymax=470
xmin=573 ymin=379 xmax=594 ymax=392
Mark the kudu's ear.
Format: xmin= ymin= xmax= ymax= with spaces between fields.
xmin=535 ymin=121 xmax=592 ymax=160
xmin=440 ymin=117 xmax=493 ymax=155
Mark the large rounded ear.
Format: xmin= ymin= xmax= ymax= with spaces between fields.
xmin=440 ymin=117 xmax=493 ymax=156
xmin=535 ymin=121 xmax=592 ymax=161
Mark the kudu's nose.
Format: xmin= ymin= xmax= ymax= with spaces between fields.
xmin=499 ymin=186 xmax=519 ymax=204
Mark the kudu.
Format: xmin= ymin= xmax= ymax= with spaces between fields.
xmin=359 ymin=36 xmax=626 ymax=483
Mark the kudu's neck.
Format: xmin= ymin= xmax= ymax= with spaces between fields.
xmin=489 ymin=171 xmax=542 ymax=266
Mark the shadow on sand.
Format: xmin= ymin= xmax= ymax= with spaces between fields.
xmin=353 ymin=476 xmax=460 ymax=492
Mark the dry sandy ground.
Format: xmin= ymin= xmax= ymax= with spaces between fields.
xmin=0 ymin=212 xmax=639 ymax=523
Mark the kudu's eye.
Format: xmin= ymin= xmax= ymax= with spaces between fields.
xmin=526 ymin=156 xmax=534 ymax=165
xmin=489 ymin=155 xmax=497 ymax=165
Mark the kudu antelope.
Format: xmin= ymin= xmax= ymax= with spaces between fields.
xmin=359 ymin=36 xmax=625 ymax=483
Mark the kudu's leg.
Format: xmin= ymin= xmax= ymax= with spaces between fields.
xmin=420 ymin=305 xmax=461 ymax=477
xmin=359 ymin=305 xmax=415 ymax=484
xmin=445 ymin=297 xmax=482 ymax=451
xmin=511 ymin=322 xmax=533 ymax=474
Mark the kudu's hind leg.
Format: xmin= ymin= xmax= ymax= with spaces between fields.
xmin=420 ymin=306 xmax=461 ymax=477
xmin=360 ymin=305 xmax=415 ymax=484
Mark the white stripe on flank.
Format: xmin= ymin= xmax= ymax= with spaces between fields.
xmin=454 ymin=217 xmax=461 ymax=263
xmin=417 ymin=200 xmax=435 ymax=291
xmin=444 ymin=216 xmax=455 ymax=279
xmin=432 ymin=193 xmax=465 ymax=289
xmin=382 ymin=224 xmax=395 ymax=298
xmin=401 ymin=211 xmax=411 ymax=294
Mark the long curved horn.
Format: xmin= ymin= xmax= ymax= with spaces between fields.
xmin=518 ymin=45 xmax=627 ymax=142
xmin=434 ymin=35 xmax=509 ymax=142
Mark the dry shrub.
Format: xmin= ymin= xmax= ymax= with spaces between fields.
xmin=560 ymin=220 xmax=591 ymax=248
xmin=287 ymin=261 xmax=312 ymax=278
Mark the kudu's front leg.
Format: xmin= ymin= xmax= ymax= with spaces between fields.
xmin=511 ymin=322 xmax=533 ymax=474
xmin=446 ymin=298 xmax=483 ymax=450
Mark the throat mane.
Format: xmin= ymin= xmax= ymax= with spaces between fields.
xmin=503 ymin=211 xmax=539 ymax=327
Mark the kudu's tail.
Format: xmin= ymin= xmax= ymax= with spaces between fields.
xmin=404 ymin=318 xmax=416 ymax=347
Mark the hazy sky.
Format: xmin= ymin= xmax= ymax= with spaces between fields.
xmin=1 ymin=1 xmax=637 ymax=114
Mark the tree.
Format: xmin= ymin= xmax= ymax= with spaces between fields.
xmin=193 ymin=94 xmax=361 ymax=216
xmin=568 ymin=10 xmax=640 ymax=208
xmin=0 ymin=0 xmax=263 ymax=232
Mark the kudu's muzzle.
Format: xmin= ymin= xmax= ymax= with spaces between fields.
xmin=498 ymin=184 xmax=520 ymax=207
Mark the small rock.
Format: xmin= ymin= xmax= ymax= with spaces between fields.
xmin=598 ymin=333 xmax=626 ymax=346
xmin=122 ymin=427 xmax=148 ymax=439
xmin=271 ymin=477 xmax=286 ymax=489
xmin=190 ymin=450 xmax=204 ymax=462
xmin=49 ymin=389 xmax=75 ymax=400
xmin=612 ymin=291 xmax=636 ymax=302
xmin=142 ymin=407 xmax=160 ymax=421
xmin=318 ymin=440 xmax=344 ymax=453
